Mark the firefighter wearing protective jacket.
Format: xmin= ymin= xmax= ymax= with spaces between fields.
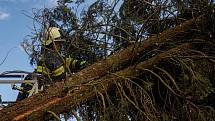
xmin=36 ymin=27 xmax=87 ymax=83
xmin=16 ymin=27 xmax=86 ymax=101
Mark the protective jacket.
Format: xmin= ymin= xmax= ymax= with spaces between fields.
xmin=16 ymin=49 xmax=86 ymax=101
xmin=36 ymin=49 xmax=86 ymax=83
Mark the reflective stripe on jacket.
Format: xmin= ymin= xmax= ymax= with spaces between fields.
xmin=36 ymin=65 xmax=50 ymax=75
xmin=66 ymin=58 xmax=86 ymax=71
xmin=37 ymin=58 xmax=86 ymax=77
xmin=52 ymin=65 xmax=65 ymax=77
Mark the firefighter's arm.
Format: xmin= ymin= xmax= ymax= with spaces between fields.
xmin=35 ymin=59 xmax=50 ymax=75
xmin=66 ymin=58 xmax=87 ymax=71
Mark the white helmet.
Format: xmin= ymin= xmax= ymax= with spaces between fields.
xmin=42 ymin=27 xmax=65 ymax=46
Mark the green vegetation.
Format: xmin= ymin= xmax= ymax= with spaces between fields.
xmin=2 ymin=0 xmax=215 ymax=120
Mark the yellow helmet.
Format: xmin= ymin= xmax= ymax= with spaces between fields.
xmin=42 ymin=27 xmax=65 ymax=46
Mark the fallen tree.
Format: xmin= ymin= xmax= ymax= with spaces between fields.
xmin=13 ymin=43 xmax=193 ymax=121
xmin=1 ymin=13 xmax=215 ymax=120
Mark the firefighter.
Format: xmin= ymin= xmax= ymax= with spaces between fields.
xmin=36 ymin=27 xmax=87 ymax=82
xmin=15 ymin=74 xmax=35 ymax=101
xmin=16 ymin=27 xmax=86 ymax=101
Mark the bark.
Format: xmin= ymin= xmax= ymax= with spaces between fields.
xmin=0 ymin=15 xmax=204 ymax=121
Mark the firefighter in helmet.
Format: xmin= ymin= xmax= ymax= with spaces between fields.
xmin=36 ymin=26 xmax=87 ymax=83
xmin=15 ymin=27 xmax=86 ymax=101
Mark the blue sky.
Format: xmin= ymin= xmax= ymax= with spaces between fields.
xmin=0 ymin=0 xmax=121 ymax=103
xmin=0 ymin=0 xmax=58 ymax=102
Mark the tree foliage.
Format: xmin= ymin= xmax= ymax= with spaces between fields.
xmin=19 ymin=0 xmax=215 ymax=120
